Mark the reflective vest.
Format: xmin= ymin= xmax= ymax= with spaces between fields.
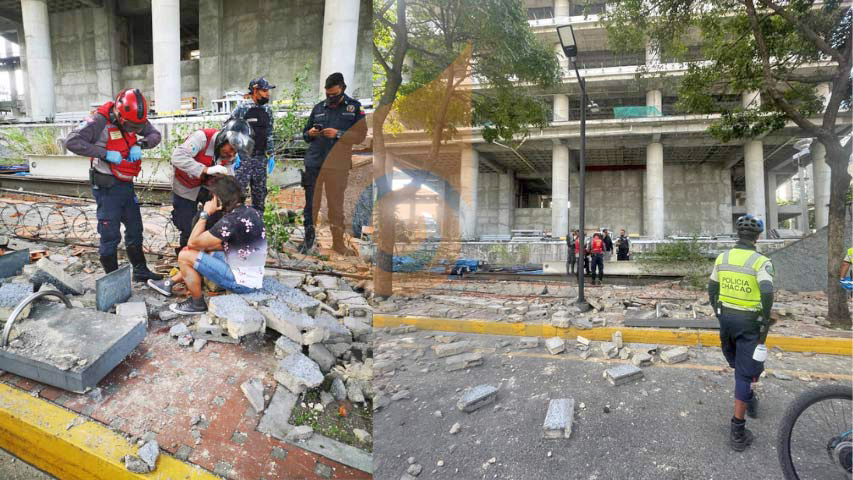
xmin=590 ymin=237 xmax=604 ymax=254
xmin=95 ymin=102 xmax=141 ymax=182
xmin=846 ymin=247 xmax=853 ymax=264
xmin=174 ymin=129 xmax=218 ymax=189
xmin=715 ymin=248 xmax=769 ymax=311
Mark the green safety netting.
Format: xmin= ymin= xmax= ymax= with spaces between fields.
xmin=613 ymin=106 xmax=662 ymax=118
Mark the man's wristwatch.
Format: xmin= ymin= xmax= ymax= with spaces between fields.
xmin=335 ymin=130 xmax=343 ymax=139
xmin=199 ymin=211 xmax=210 ymax=221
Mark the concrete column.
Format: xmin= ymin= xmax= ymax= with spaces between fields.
xmin=811 ymin=141 xmax=830 ymax=229
xmin=552 ymin=143 xmax=570 ymax=238
xmin=402 ymin=55 xmax=414 ymax=84
xmin=152 ymin=0 xmax=181 ymax=112
xmin=459 ymin=148 xmax=479 ymax=239
xmin=199 ymin=0 xmax=224 ymax=109
xmin=20 ymin=0 xmax=54 ymax=121
xmin=646 ymin=89 xmax=662 ymax=116
xmin=3 ymin=38 xmax=20 ymax=116
xmin=644 ymin=142 xmax=665 ymax=238
xmin=554 ymin=0 xmax=570 ymax=18
xmin=744 ymin=139 xmax=766 ymax=226
xmin=93 ymin=1 xmax=120 ymax=102
xmin=497 ymin=170 xmax=515 ymax=235
xmin=319 ymin=0 xmax=361 ymax=97
xmin=765 ymin=171 xmax=778 ymax=231
xmin=553 ymin=45 xmax=569 ymax=121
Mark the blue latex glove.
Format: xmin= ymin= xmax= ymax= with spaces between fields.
xmin=105 ymin=150 xmax=122 ymax=164
xmin=128 ymin=145 xmax=142 ymax=162
xmin=841 ymin=279 xmax=853 ymax=291
xmin=233 ymin=153 xmax=241 ymax=170
xmin=267 ymin=155 xmax=275 ymax=174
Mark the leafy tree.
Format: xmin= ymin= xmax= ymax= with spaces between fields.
xmin=372 ymin=0 xmax=560 ymax=296
xmin=606 ymin=0 xmax=852 ymax=327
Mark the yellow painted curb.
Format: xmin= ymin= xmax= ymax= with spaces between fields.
xmin=374 ymin=314 xmax=853 ymax=356
xmin=0 ymin=383 xmax=218 ymax=480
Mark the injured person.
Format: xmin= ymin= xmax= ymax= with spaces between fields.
xmin=146 ymin=176 xmax=268 ymax=315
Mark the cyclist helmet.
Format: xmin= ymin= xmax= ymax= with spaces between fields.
xmin=214 ymin=118 xmax=255 ymax=162
xmin=736 ymin=214 xmax=764 ymax=235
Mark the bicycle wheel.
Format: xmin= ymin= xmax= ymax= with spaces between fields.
xmin=777 ymin=384 xmax=852 ymax=480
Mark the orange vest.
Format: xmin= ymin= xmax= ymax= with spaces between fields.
xmin=174 ymin=129 xmax=218 ymax=188
xmin=96 ymin=102 xmax=140 ymax=182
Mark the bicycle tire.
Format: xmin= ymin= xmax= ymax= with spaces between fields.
xmin=777 ymin=383 xmax=853 ymax=480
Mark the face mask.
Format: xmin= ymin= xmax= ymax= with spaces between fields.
xmin=326 ymin=93 xmax=343 ymax=105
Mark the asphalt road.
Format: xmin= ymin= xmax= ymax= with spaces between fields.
xmin=0 ymin=448 xmax=54 ymax=480
xmin=373 ymin=330 xmax=853 ymax=480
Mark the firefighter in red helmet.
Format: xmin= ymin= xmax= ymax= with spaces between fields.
xmin=65 ymin=88 xmax=163 ymax=281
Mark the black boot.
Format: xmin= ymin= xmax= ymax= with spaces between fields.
xmin=126 ymin=245 xmax=163 ymax=282
xmin=730 ymin=417 xmax=754 ymax=452
xmin=298 ymin=227 xmax=315 ymax=254
xmin=747 ymin=393 xmax=759 ymax=419
xmin=99 ymin=254 xmax=118 ymax=274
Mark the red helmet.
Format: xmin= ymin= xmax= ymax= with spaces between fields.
xmin=114 ymin=88 xmax=148 ymax=132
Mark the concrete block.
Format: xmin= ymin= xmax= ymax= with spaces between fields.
xmin=0 ymin=282 xmax=33 ymax=320
xmin=258 ymin=386 xmax=298 ymax=440
xmin=432 ymin=340 xmax=473 ymax=358
xmin=274 ymin=335 xmax=301 ymax=358
xmin=137 ymin=440 xmax=159 ymax=470
xmin=116 ymin=302 xmax=147 ymax=319
xmin=286 ymin=425 xmax=314 ymax=442
xmin=32 ymin=258 xmax=84 ymax=295
xmin=330 ymin=377 xmax=346 ymax=401
xmin=192 ymin=323 xmax=239 ymax=344
xmin=274 ymin=353 xmax=324 ymax=394
xmin=519 ymin=337 xmax=539 ymax=348
xmin=612 ymin=331 xmax=623 ymax=348
xmin=550 ymin=312 xmax=571 ymax=328
xmin=0 ymin=249 xmax=30 ymax=279
xmin=308 ymin=344 xmax=336 ymax=373
xmin=545 ymin=337 xmax=565 ymax=355
xmin=313 ymin=275 xmax=339 ymax=290
xmin=169 ymin=323 xmax=190 ymax=337
xmin=543 ymin=398 xmax=574 ymax=439
xmin=263 ymin=277 xmax=321 ymax=316
xmin=445 ymin=352 xmax=484 ymax=371
xmin=260 ymin=301 xmax=327 ymax=345
xmin=632 ymin=352 xmax=653 ymax=367
xmin=576 ymin=336 xmax=590 ymax=346
xmin=241 ymin=378 xmax=265 ymax=413
xmin=271 ymin=272 xmax=304 ymax=289
xmin=457 ymin=385 xmax=498 ymax=413
xmin=660 ymin=347 xmax=689 ymax=364
xmin=346 ymin=378 xmax=365 ymax=403
xmin=343 ymin=316 xmax=371 ymax=340
xmin=193 ymin=339 xmax=207 ymax=352
xmin=325 ymin=342 xmax=350 ymax=358
xmin=605 ymin=364 xmax=644 ymax=385
xmin=525 ymin=309 xmax=548 ymax=320
xmin=600 ymin=342 xmax=619 ymax=358
xmin=313 ymin=313 xmax=352 ymax=343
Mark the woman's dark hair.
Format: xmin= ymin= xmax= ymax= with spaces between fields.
xmin=208 ymin=176 xmax=245 ymax=213
xmin=593 ymin=232 xmax=601 ymax=239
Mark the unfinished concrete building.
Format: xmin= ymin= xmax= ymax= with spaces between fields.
xmin=0 ymin=0 xmax=372 ymax=121
xmin=384 ymin=0 xmax=850 ymax=243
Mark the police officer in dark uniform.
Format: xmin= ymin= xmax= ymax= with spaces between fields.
xmin=230 ymin=77 xmax=275 ymax=213
xmin=298 ymin=72 xmax=367 ymax=254
xmin=708 ymin=214 xmax=774 ymax=451
xmin=65 ymin=88 xmax=163 ymax=281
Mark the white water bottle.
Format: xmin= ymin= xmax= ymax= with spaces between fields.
xmin=753 ymin=344 xmax=768 ymax=362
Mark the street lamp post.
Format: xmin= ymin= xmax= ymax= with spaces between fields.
xmin=557 ymin=24 xmax=590 ymax=310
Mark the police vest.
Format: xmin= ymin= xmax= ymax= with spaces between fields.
xmin=95 ymin=102 xmax=141 ymax=182
xmin=174 ymin=129 xmax=218 ymax=189
xmin=715 ymin=248 xmax=769 ymax=311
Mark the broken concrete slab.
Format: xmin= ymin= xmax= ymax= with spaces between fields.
xmin=286 ymin=425 xmax=314 ymax=442
xmin=660 ymin=347 xmax=690 ymax=364
xmin=262 ymin=278 xmax=321 ymax=316
xmin=313 ymin=313 xmax=352 ymax=343
xmin=576 ymin=336 xmax=591 ymax=346
xmin=31 ymin=258 xmax=84 ymax=296
xmin=274 ymin=335 xmax=301 ymax=359
xmin=95 ymin=265 xmax=132 ymax=312
xmin=274 ymin=353 xmax=324 ymax=394
xmin=457 ymin=385 xmax=498 ymax=413
xmin=137 ymin=440 xmax=159 ymax=471
xmin=308 ymin=344 xmax=336 ymax=373
xmin=545 ymin=337 xmax=566 ymax=355
xmin=343 ymin=317 xmax=371 ymax=340
xmin=191 ymin=323 xmax=239 ymax=344
xmin=116 ymin=302 xmax=147 ymax=319
xmin=314 ymin=275 xmax=339 ymax=290
xmin=258 ymin=386 xmax=298 ymax=440
xmin=550 ymin=311 xmax=571 ymax=328
xmin=444 ymin=352 xmax=484 ymax=372
xmin=0 ymin=249 xmax=30 ymax=279
xmin=519 ymin=337 xmax=539 ymax=349
xmin=123 ymin=454 xmax=150 ymax=473
xmin=543 ymin=398 xmax=574 ymax=439
xmin=605 ymin=364 xmax=644 ymax=386
xmin=600 ymin=342 xmax=619 ymax=358
xmin=0 ymin=282 xmax=33 ymax=321
xmin=208 ymin=295 xmax=265 ymax=339
xmin=241 ymin=378 xmax=265 ymax=413
xmin=169 ymin=323 xmax=190 ymax=337
xmin=260 ymin=301 xmax=327 ymax=345
xmin=432 ymin=341 xmax=473 ymax=358
xmin=632 ymin=352 xmax=653 ymax=367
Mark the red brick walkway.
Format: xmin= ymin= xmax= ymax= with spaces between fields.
xmin=1 ymin=324 xmax=370 ymax=480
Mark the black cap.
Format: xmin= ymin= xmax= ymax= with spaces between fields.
xmin=248 ymin=77 xmax=276 ymax=92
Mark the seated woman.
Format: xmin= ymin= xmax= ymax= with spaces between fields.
xmin=147 ymin=176 xmax=267 ymax=315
